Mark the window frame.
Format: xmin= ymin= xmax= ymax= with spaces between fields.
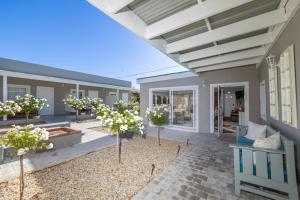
xmin=70 ymin=89 xmax=85 ymax=99
xmin=268 ymin=66 xmax=279 ymax=120
xmin=7 ymin=84 xmax=31 ymax=100
xmin=279 ymin=45 xmax=298 ymax=128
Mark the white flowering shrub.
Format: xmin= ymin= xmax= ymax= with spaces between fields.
xmin=0 ymin=100 xmax=21 ymax=116
xmin=96 ymin=100 xmax=144 ymax=163
xmin=16 ymin=94 xmax=48 ymax=123
xmin=90 ymin=98 xmax=104 ymax=110
xmin=63 ymin=96 xmax=90 ymax=120
xmin=146 ymin=104 xmax=169 ymax=126
xmin=146 ymin=105 xmax=169 ymax=146
xmin=0 ymin=124 xmax=53 ymax=200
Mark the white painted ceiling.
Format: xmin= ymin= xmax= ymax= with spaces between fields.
xmin=88 ymin=0 xmax=300 ymax=73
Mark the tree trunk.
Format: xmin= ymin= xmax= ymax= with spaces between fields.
xmin=25 ymin=112 xmax=29 ymax=125
xmin=117 ymin=132 xmax=121 ymax=164
xmin=157 ymin=126 xmax=161 ymax=146
xmin=19 ymin=155 xmax=24 ymax=200
xmin=76 ymin=110 xmax=79 ymax=121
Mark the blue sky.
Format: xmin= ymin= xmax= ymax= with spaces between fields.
xmin=0 ymin=0 xmax=186 ymax=88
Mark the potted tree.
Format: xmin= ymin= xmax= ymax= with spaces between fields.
xmin=63 ymin=96 xmax=90 ymax=121
xmin=15 ymin=94 xmax=48 ymax=124
xmin=0 ymin=124 xmax=53 ymax=200
xmin=0 ymin=100 xmax=22 ymax=162
xmin=146 ymin=105 xmax=169 ymax=146
xmin=96 ymin=101 xmax=144 ymax=164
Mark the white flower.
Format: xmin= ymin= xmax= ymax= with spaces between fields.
xmin=46 ymin=143 xmax=53 ymax=150
xmin=27 ymin=124 xmax=34 ymax=129
xmin=17 ymin=148 xmax=26 ymax=156
xmin=120 ymin=124 xmax=128 ymax=131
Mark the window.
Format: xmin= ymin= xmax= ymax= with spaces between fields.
xmin=279 ymin=45 xmax=298 ymax=127
xmin=70 ymin=89 xmax=85 ymax=99
xmin=8 ymin=84 xmax=30 ymax=100
xmin=150 ymin=86 xmax=198 ymax=131
xmin=109 ymin=92 xmax=117 ymax=97
xmin=268 ymin=66 xmax=279 ymax=119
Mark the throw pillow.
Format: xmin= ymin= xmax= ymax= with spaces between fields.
xmin=253 ymin=132 xmax=281 ymax=150
xmin=245 ymin=121 xmax=267 ymax=140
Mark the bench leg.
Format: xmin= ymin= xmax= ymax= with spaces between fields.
xmin=288 ymin=188 xmax=299 ymax=200
xmin=235 ymin=178 xmax=241 ymax=196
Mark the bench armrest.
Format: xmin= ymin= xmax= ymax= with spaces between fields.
xmin=229 ymin=144 xmax=285 ymax=155
xmin=237 ymin=126 xmax=248 ymax=137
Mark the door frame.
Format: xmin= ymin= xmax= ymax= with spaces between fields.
xmin=209 ymin=82 xmax=249 ymax=134
xmin=36 ymin=86 xmax=54 ymax=115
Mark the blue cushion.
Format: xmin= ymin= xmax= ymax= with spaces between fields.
xmin=237 ymin=136 xmax=254 ymax=147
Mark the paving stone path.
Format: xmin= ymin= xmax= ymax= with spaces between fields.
xmin=134 ymin=132 xmax=269 ymax=200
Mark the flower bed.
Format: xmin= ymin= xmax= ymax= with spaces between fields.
xmin=48 ymin=127 xmax=82 ymax=149
xmin=0 ymin=136 xmax=186 ymax=200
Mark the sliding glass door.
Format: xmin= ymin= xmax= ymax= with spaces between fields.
xmin=150 ymin=86 xmax=197 ymax=131
xmin=172 ymin=90 xmax=194 ymax=127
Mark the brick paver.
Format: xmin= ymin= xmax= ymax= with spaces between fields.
xmin=134 ymin=131 xmax=269 ymax=200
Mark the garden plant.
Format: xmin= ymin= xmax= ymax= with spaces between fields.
xmin=63 ymin=96 xmax=90 ymax=121
xmin=97 ymin=100 xmax=144 ymax=163
xmin=146 ymin=105 xmax=169 ymax=146
xmin=0 ymin=124 xmax=53 ymax=200
xmin=0 ymin=100 xmax=22 ymax=118
xmin=15 ymin=94 xmax=48 ymax=124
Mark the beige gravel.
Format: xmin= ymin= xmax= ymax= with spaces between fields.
xmin=0 ymin=136 xmax=186 ymax=200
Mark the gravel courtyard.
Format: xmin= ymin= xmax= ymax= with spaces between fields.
xmin=0 ymin=136 xmax=186 ymax=200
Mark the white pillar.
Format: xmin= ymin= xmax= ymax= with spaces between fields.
xmin=3 ymin=75 xmax=7 ymax=121
xmin=76 ymin=84 xmax=80 ymax=99
xmin=117 ymin=89 xmax=120 ymax=101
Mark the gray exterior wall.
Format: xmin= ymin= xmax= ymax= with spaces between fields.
xmin=140 ymin=65 xmax=260 ymax=133
xmin=258 ymin=9 xmax=300 ymax=179
xmin=0 ymin=77 xmax=130 ymax=115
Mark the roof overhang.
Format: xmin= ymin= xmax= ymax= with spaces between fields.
xmin=88 ymin=0 xmax=300 ymax=73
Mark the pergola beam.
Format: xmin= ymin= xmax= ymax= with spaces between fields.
xmin=109 ymin=0 xmax=135 ymax=13
xmin=146 ymin=0 xmax=253 ymax=39
xmin=188 ymin=47 xmax=266 ymax=69
xmin=195 ymin=57 xmax=262 ymax=72
xmin=180 ymin=33 xmax=273 ymax=62
xmin=167 ymin=8 xmax=287 ymax=53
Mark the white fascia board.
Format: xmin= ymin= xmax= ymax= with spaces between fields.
xmin=167 ymin=8 xmax=287 ymax=53
xmin=195 ymin=57 xmax=262 ymax=72
xmin=180 ymin=33 xmax=273 ymax=62
xmin=109 ymin=0 xmax=135 ymax=14
xmin=137 ymin=71 xmax=198 ymax=84
xmin=146 ymin=0 xmax=253 ymax=39
xmin=0 ymin=70 xmax=132 ymax=91
xmin=188 ymin=47 xmax=266 ymax=69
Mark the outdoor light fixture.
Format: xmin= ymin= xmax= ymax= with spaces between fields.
xmin=266 ymin=54 xmax=279 ymax=68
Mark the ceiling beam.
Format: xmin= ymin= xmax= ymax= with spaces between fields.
xmin=188 ymin=47 xmax=266 ymax=68
xmin=167 ymin=8 xmax=287 ymax=53
xmin=109 ymin=0 xmax=135 ymax=14
xmin=146 ymin=0 xmax=253 ymax=39
xmin=195 ymin=57 xmax=262 ymax=72
xmin=180 ymin=33 xmax=273 ymax=62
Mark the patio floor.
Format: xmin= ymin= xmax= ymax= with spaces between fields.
xmin=134 ymin=128 xmax=269 ymax=200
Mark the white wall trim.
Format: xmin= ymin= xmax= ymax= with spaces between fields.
xmin=0 ymin=70 xmax=132 ymax=91
xmin=148 ymin=85 xmax=199 ymax=133
xmin=209 ymin=82 xmax=249 ymax=134
xmin=137 ymin=71 xmax=198 ymax=84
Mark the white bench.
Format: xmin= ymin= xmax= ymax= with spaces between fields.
xmin=230 ymin=126 xmax=299 ymax=200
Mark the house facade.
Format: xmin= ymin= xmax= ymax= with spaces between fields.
xmin=87 ymin=0 xmax=300 ymax=182
xmin=0 ymin=57 xmax=133 ymax=116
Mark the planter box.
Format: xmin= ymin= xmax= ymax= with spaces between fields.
xmin=65 ymin=114 xmax=96 ymax=121
xmin=0 ymin=148 xmax=3 ymax=163
xmin=0 ymin=118 xmax=44 ymax=127
xmin=48 ymin=127 xmax=82 ymax=149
